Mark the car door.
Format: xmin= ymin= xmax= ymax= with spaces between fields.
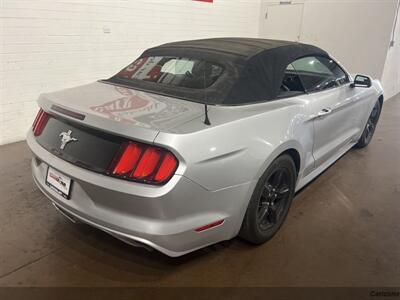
xmin=291 ymin=56 xmax=362 ymax=169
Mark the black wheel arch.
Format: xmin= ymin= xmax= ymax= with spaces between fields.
xmin=280 ymin=148 xmax=300 ymax=177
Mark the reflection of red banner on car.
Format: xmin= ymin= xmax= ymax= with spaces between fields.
xmin=90 ymin=86 xmax=166 ymax=127
xmin=91 ymin=87 xmax=149 ymax=113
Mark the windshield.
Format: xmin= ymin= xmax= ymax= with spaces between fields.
xmin=114 ymin=56 xmax=224 ymax=89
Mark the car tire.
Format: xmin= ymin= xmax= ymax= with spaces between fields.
xmin=239 ymin=154 xmax=297 ymax=244
xmin=355 ymin=100 xmax=382 ymax=149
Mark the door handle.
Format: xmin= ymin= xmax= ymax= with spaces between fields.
xmin=317 ymin=108 xmax=332 ymax=118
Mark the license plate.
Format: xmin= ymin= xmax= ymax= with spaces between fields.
xmin=46 ymin=167 xmax=72 ymax=199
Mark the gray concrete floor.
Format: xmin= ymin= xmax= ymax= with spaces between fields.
xmin=0 ymin=95 xmax=399 ymax=288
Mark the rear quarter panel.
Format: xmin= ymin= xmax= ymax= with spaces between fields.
xmin=154 ymin=96 xmax=315 ymax=192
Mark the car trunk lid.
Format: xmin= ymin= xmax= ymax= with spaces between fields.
xmin=37 ymin=81 xmax=206 ymax=143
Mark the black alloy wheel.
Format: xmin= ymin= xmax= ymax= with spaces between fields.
xmin=240 ymin=154 xmax=296 ymax=244
xmin=355 ymin=100 xmax=382 ymax=148
xmin=257 ymin=168 xmax=291 ymax=231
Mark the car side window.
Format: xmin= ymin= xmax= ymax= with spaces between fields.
xmin=278 ymin=63 xmax=306 ymax=98
xmin=290 ymin=56 xmax=349 ymax=93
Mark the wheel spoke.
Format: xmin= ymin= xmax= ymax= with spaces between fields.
xmin=258 ymin=205 xmax=269 ymax=222
xmin=267 ymin=205 xmax=277 ymax=224
xmin=262 ymin=183 xmax=273 ymax=200
xmin=277 ymin=185 xmax=290 ymax=196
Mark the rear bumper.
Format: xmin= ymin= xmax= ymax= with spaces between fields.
xmin=27 ymin=132 xmax=253 ymax=257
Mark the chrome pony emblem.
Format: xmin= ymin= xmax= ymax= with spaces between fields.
xmin=59 ymin=130 xmax=78 ymax=150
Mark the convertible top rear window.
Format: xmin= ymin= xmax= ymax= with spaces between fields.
xmin=104 ymin=38 xmax=329 ymax=105
xmin=115 ymin=56 xmax=224 ymax=90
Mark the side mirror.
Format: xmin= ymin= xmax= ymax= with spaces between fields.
xmin=350 ymin=75 xmax=372 ymax=88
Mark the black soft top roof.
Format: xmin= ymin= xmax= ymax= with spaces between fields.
xmin=111 ymin=38 xmax=329 ymax=105
xmin=151 ymin=38 xmax=299 ymax=58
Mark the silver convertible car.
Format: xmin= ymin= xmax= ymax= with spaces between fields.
xmin=27 ymin=38 xmax=383 ymax=257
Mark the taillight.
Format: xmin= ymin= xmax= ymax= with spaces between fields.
xmin=108 ymin=141 xmax=178 ymax=185
xmin=32 ymin=109 xmax=50 ymax=136
xmin=112 ymin=142 xmax=144 ymax=175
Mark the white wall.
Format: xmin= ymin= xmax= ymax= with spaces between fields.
xmin=1 ymin=0 xmax=400 ymax=146
xmin=0 ymin=0 xmax=261 ymax=145
xmin=382 ymin=3 xmax=400 ymax=99
xmin=259 ymin=0 xmax=398 ymax=83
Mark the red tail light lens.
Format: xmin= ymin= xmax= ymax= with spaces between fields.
xmin=132 ymin=147 xmax=162 ymax=179
xmin=112 ymin=142 xmax=144 ymax=175
xmin=32 ymin=109 xmax=50 ymax=136
xmin=154 ymin=153 xmax=179 ymax=182
xmin=109 ymin=142 xmax=178 ymax=185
